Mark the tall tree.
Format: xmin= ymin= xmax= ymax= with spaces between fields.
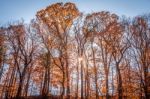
xmin=6 ymin=23 xmax=38 ymax=98
xmin=0 ymin=28 xmax=6 ymax=82
xmin=130 ymin=15 xmax=150 ymax=99
xmin=36 ymin=2 xmax=79 ymax=99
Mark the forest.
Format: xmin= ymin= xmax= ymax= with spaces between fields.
xmin=0 ymin=2 xmax=150 ymax=99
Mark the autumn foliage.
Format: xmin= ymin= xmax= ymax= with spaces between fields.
xmin=0 ymin=2 xmax=150 ymax=99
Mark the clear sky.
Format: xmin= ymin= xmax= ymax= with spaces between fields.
xmin=0 ymin=0 xmax=150 ymax=25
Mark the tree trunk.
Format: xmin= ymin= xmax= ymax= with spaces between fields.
xmin=106 ymin=73 xmax=109 ymax=99
xmin=42 ymin=69 xmax=49 ymax=98
xmin=66 ymin=60 xmax=70 ymax=99
xmin=92 ymin=44 xmax=98 ymax=99
xmin=116 ymin=63 xmax=123 ymax=99
xmin=81 ymin=59 xmax=84 ymax=99
xmin=66 ymin=67 xmax=70 ymax=99
xmin=144 ymin=71 xmax=149 ymax=99
xmin=75 ymin=61 xmax=79 ymax=99
xmin=61 ymin=71 xmax=65 ymax=99
xmin=16 ymin=78 xmax=23 ymax=99
xmin=25 ymin=70 xmax=31 ymax=97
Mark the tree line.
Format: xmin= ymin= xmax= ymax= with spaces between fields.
xmin=0 ymin=2 xmax=150 ymax=99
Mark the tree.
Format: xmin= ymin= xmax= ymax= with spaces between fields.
xmin=0 ymin=28 xmax=6 ymax=82
xmin=0 ymin=2 xmax=150 ymax=99
xmin=130 ymin=15 xmax=150 ymax=99
xmin=6 ymin=23 xmax=38 ymax=98
xmin=73 ymin=14 xmax=89 ymax=99
xmin=36 ymin=2 xmax=79 ymax=99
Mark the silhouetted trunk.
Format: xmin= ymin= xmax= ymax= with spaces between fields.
xmin=42 ymin=52 xmax=51 ymax=98
xmin=66 ymin=56 xmax=70 ymax=99
xmin=116 ymin=63 xmax=123 ymax=99
xmin=16 ymin=78 xmax=23 ymax=99
xmin=42 ymin=69 xmax=49 ymax=98
xmin=75 ymin=60 xmax=79 ymax=99
xmin=95 ymin=72 xmax=98 ymax=99
xmin=106 ymin=73 xmax=109 ymax=99
xmin=143 ymin=69 xmax=149 ymax=99
xmin=16 ymin=62 xmax=27 ymax=98
xmin=111 ymin=68 xmax=114 ymax=97
xmin=25 ymin=70 xmax=31 ymax=97
xmin=86 ymin=76 xmax=90 ymax=99
xmin=81 ymin=58 xmax=84 ymax=99
xmin=61 ymin=71 xmax=65 ymax=99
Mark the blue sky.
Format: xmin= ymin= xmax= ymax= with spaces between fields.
xmin=0 ymin=0 xmax=150 ymax=25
